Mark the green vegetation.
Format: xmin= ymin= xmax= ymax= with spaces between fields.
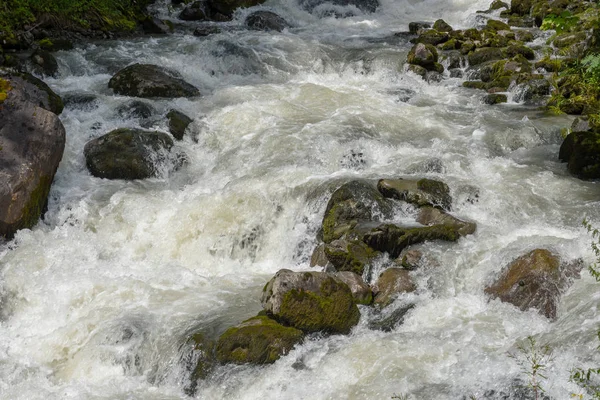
xmin=0 ymin=78 xmax=11 ymax=103
xmin=541 ymin=11 xmax=580 ymax=34
xmin=583 ymin=218 xmax=600 ymax=281
xmin=0 ymin=0 xmax=155 ymax=39
xmin=508 ymin=336 xmax=553 ymax=400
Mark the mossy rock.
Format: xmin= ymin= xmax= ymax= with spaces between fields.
xmin=507 ymin=15 xmax=535 ymax=27
xmin=167 ymin=109 xmax=193 ymax=140
xmin=535 ymin=57 xmax=563 ymax=72
xmin=468 ymin=47 xmax=504 ymax=65
xmin=484 ymin=249 xmax=579 ymax=319
xmin=412 ymin=30 xmax=450 ymax=46
xmin=510 ymin=0 xmax=534 ymax=16
xmin=407 ymin=64 xmax=427 ymax=78
xmin=490 ymin=0 xmax=509 ymax=10
xmin=83 ymin=128 xmax=179 ymax=180
xmin=553 ymin=31 xmax=587 ymax=48
xmin=460 ymin=40 xmax=476 ymax=54
xmin=515 ymin=30 xmax=535 ymax=42
xmin=503 ymin=44 xmax=535 ymax=60
xmin=432 ymin=19 xmax=453 ymax=32
xmin=438 ymin=38 xmax=459 ymax=51
xmin=377 ymin=178 xmax=452 ymax=210
xmin=484 ymin=93 xmax=508 ymax=104
xmin=181 ymin=332 xmax=215 ymax=395
xmin=559 ymin=131 xmax=600 ymax=180
xmin=261 ymin=269 xmax=361 ymax=334
xmin=324 ymin=238 xmax=379 ymax=275
xmin=407 ymin=43 xmax=439 ymax=68
xmin=486 ymin=19 xmax=511 ymax=31
xmin=215 ymin=315 xmax=303 ymax=364
xmin=408 ymin=21 xmax=432 ymax=34
xmin=321 ymin=180 xmax=393 ymax=243
xmin=373 ymin=268 xmax=416 ymax=308
xmin=108 ymin=63 xmax=200 ymax=98
xmin=463 ymin=80 xmax=487 ymax=90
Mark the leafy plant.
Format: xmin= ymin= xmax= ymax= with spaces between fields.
xmin=391 ymin=393 xmax=410 ymax=400
xmin=582 ymin=218 xmax=600 ymax=282
xmin=508 ymin=336 xmax=553 ymax=400
xmin=541 ymin=11 xmax=580 ymax=34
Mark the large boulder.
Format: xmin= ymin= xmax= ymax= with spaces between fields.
xmin=261 ymin=269 xmax=361 ymax=334
xmin=84 ymin=128 xmax=181 ymax=180
xmin=0 ymin=73 xmax=65 ymax=239
xmin=484 ymin=249 xmax=581 ymax=319
xmin=510 ymin=0 xmax=533 ymax=16
xmin=377 ymin=178 xmax=452 ymax=210
xmin=373 ymin=268 xmax=416 ymax=307
xmin=108 ymin=64 xmax=199 ymax=98
xmin=215 ymin=315 xmax=303 ymax=364
xmin=559 ymin=131 xmax=600 ymax=180
xmin=468 ymin=47 xmax=504 ymax=66
xmin=321 ymin=180 xmax=393 ymax=243
xmin=245 ymin=11 xmax=290 ymax=32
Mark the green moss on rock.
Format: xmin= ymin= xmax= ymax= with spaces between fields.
xmin=216 ymin=315 xmax=303 ymax=364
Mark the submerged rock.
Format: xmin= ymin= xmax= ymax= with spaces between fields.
xmin=245 ymin=11 xmax=290 ymax=32
xmin=28 ymin=49 xmax=59 ymax=78
xmin=181 ymin=332 xmax=215 ymax=395
xmin=261 ymin=269 xmax=360 ymax=334
xmin=108 ymin=64 xmax=200 ymax=98
xmin=216 ymin=315 xmax=303 ymax=364
xmin=484 ymin=249 xmax=581 ymax=319
xmin=0 ymin=73 xmax=65 ymax=239
xmin=84 ymin=128 xmax=181 ymax=180
xmin=559 ymin=131 xmax=600 ymax=180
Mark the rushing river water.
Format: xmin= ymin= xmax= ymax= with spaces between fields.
xmin=2 ymin=0 xmax=600 ymax=398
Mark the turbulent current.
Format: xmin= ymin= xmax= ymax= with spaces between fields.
xmin=1 ymin=0 xmax=600 ymax=398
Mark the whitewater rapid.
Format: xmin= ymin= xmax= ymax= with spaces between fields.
xmin=1 ymin=0 xmax=600 ymax=398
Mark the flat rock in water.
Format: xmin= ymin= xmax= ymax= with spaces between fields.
xmin=377 ymin=178 xmax=452 ymax=210
xmin=108 ymin=64 xmax=199 ymax=98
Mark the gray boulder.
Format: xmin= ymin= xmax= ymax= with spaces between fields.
xmin=84 ymin=128 xmax=182 ymax=180
xmin=108 ymin=64 xmax=200 ymax=98
xmin=0 ymin=72 xmax=65 ymax=239
xmin=377 ymin=178 xmax=452 ymax=210
xmin=245 ymin=11 xmax=290 ymax=32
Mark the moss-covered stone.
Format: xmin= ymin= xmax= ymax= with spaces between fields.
xmin=108 ymin=63 xmax=200 ymax=98
xmin=413 ymin=30 xmax=450 ymax=46
xmin=324 ymin=239 xmax=379 ymax=275
xmin=406 ymin=64 xmax=427 ymax=78
xmin=468 ymin=47 xmax=504 ymax=65
xmin=321 ymin=180 xmax=393 ymax=243
xmin=559 ymin=130 xmax=600 ymax=179
xmin=377 ymin=178 xmax=452 ymax=210
xmin=504 ymin=44 xmax=535 ymax=60
xmin=335 ymin=271 xmax=373 ymax=305
xmin=510 ymin=0 xmax=534 ymax=16
xmin=16 ymin=72 xmax=63 ymax=114
xmin=486 ymin=19 xmax=511 ymax=31
xmin=490 ymin=0 xmax=509 ymax=10
xmin=215 ymin=315 xmax=303 ymax=364
xmin=407 ymin=43 xmax=439 ymax=68
xmin=432 ymin=19 xmax=453 ymax=32
xmin=484 ymin=93 xmax=508 ymax=104
xmin=553 ymin=31 xmax=587 ymax=48
xmin=83 ymin=128 xmax=179 ymax=180
xmin=463 ymin=80 xmax=488 ymax=90
xmin=408 ymin=21 xmax=432 ymax=34
xmin=261 ymin=270 xmax=361 ymax=334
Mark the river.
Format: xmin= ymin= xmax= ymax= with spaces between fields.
xmin=1 ymin=0 xmax=600 ymax=398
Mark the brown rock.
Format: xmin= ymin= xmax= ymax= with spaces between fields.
xmin=373 ymin=268 xmax=416 ymax=308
